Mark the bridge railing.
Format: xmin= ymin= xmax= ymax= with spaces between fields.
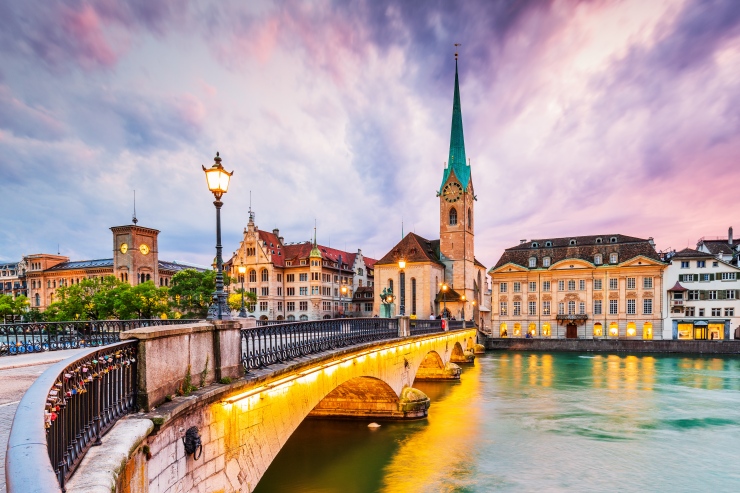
xmin=5 ymin=341 xmax=138 ymax=493
xmin=0 ymin=319 xmax=197 ymax=357
xmin=409 ymin=319 xmax=444 ymax=335
xmin=242 ymin=317 xmax=400 ymax=372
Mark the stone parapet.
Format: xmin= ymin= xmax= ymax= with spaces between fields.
xmin=485 ymin=338 xmax=740 ymax=354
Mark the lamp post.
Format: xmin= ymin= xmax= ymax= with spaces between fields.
xmin=461 ymin=294 xmax=466 ymax=321
xmin=398 ymin=259 xmax=406 ymax=316
xmin=340 ymin=285 xmax=348 ymax=318
xmin=202 ymin=152 xmax=234 ymax=321
xmin=237 ymin=263 xmax=247 ymax=318
xmin=441 ymin=283 xmax=448 ymax=318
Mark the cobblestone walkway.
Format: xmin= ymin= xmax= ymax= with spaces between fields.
xmin=0 ymin=364 xmax=53 ymax=493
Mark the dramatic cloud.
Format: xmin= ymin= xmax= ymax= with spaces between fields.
xmin=1 ymin=0 xmax=739 ymax=271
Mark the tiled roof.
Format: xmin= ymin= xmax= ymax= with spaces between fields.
xmin=158 ymin=260 xmax=206 ymax=273
xmin=256 ymin=231 xmax=376 ymax=271
xmin=668 ymin=281 xmax=688 ymax=292
xmin=352 ymin=286 xmax=375 ymax=301
xmin=699 ymin=240 xmax=736 ymax=256
xmin=376 ymin=233 xmax=445 ymax=267
xmin=492 ymin=234 xmax=662 ymax=271
xmin=46 ymin=259 xmax=114 ymax=271
xmin=672 ymin=248 xmax=711 ymax=259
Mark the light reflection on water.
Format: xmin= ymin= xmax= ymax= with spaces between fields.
xmin=255 ymin=353 xmax=740 ymax=492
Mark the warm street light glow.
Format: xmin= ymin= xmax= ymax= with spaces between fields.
xmin=238 ymin=264 xmax=246 ymax=274
xmin=341 ymin=286 xmax=348 ymax=294
xmin=461 ymin=295 xmax=466 ymax=301
xmin=442 ymin=284 xmax=448 ymax=292
xmin=398 ymin=259 xmax=406 ymax=269
xmin=202 ymin=152 xmax=233 ymax=198
xmin=472 ymin=300 xmax=476 ymax=306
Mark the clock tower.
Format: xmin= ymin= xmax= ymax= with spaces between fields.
xmin=111 ymin=223 xmax=160 ymax=286
xmin=439 ymin=52 xmax=476 ymax=305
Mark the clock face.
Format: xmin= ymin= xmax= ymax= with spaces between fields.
xmin=120 ymin=243 xmax=128 ymax=254
xmin=442 ymin=182 xmax=463 ymax=202
xmin=139 ymin=244 xmax=150 ymax=255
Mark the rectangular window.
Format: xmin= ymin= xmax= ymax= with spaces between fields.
xmin=287 ymin=274 xmax=295 ymax=283
xmin=709 ymin=290 xmax=718 ymax=300
xmin=609 ymin=278 xmax=618 ymax=290
xmin=609 ymin=299 xmax=618 ymax=315
xmin=643 ymin=277 xmax=653 ymax=289
xmin=500 ymin=302 xmax=508 ymax=316
xmin=299 ymin=273 xmax=308 ymax=282
xmin=627 ymin=299 xmax=636 ymax=315
xmin=277 ymin=274 xmax=283 ymax=282
xmin=686 ymin=307 xmax=695 ymax=316
xmin=287 ymin=287 xmax=295 ymax=296
xmin=727 ymin=290 xmax=736 ymax=300
xmin=287 ymin=301 xmax=295 ymax=311
xmin=529 ymin=281 xmax=537 ymax=292
xmin=513 ymin=282 xmax=521 ymax=293
xmin=579 ymin=302 xmax=585 ymax=315
xmin=299 ymin=301 xmax=308 ymax=311
xmin=543 ymin=257 xmax=551 ymax=267
xmin=711 ymin=308 xmax=721 ymax=317
xmin=529 ymin=258 xmax=536 ymax=268
xmin=627 ymin=278 xmax=636 ymax=289
xmin=259 ymin=301 xmax=268 ymax=311
xmin=277 ymin=287 xmax=282 ymax=296
xmin=568 ymin=280 xmax=576 ymax=291
xmin=528 ymin=301 xmax=536 ymax=316
xmin=558 ymin=302 xmax=565 ymax=315
xmin=311 ymin=272 xmax=320 ymax=281
xmin=261 ymin=287 xmax=269 ymax=296
xmin=249 ymin=287 xmax=257 ymax=295
xmin=558 ymin=280 xmax=565 ymax=291
xmin=543 ymin=301 xmax=550 ymax=315
xmin=579 ymin=280 xmax=586 ymax=291
xmin=697 ymin=260 xmax=706 ymax=268
xmin=699 ymin=308 xmax=705 ymax=317
xmin=700 ymin=274 xmax=711 ymax=282
xmin=299 ymin=287 xmax=308 ymax=296
xmin=543 ymin=281 xmax=551 ymax=292
xmin=681 ymin=261 xmax=689 ymax=269
xmin=513 ymin=301 xmax=521 ymax=316
xmin=500 ymin=283 xmax=508 ymax=293
xmin=688 ymin=290 xmax=699 ymax=301
xmin=594 ymin=300 xmax=602 ymax=315
xmin=277 ymin=301 xmax=283 ymax=311
xmin=725 ymin=308 xmax=734 ymax=317
xmin=311 ymin=286 xmax=319 ymax=295
xmin=643 ymin=299 xmax=653 ymax=315
xmin=722 ymin=272 xmax=737 ymax=281
xmin=594 ymin=279 xmax=603 ymax=290
xmin=568 ymin=301 xmax=576 ymax=315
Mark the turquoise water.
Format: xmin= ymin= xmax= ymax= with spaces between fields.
xmin=255 ymin=352 xmax=740 ymax=492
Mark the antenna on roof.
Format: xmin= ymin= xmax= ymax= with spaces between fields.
xmin=248 ymin=191 xmax=254 ymax=222
xmin=454 ymin=43 xmax=461 ymax=60
xmin=57 ymin=243 xmax=60 ymax=255
xmin=132 ymin=190 xmax=138 ymax=225
xmin=401 ymin=218 xmax=404 ymax=240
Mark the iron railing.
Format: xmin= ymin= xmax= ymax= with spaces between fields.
xmin=242 ymin=317 xmax=399 ymax=371
xmin=449 ymin=320 xmax=465 ymax=330
xmin=5 ymin=341 xmax=138 ymax=493
xmin=410 ymin=319 xmax=444 ymax=335
xmin=0 ymin=319 xmax=196 ymax=357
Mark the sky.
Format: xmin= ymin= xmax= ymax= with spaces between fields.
xmin=1 ymin=0 xmax=739 ymax=270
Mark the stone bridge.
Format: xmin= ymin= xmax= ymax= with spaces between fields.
xmin=57 ymin=321 xmax=479 ymax=493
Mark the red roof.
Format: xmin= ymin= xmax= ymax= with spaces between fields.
xmin=667 ymin=281 xmax=688 ymax=292
xmin=256 ymin=231 xmax=376 ymax=270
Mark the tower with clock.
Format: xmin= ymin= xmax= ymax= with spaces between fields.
xmin=111 ymin=222 xmax=160 ymax=285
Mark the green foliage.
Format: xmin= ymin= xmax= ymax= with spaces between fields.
xmin=177 ymin=364 xmax=197 ymax=396
xmin=169 ymin=269 xmax=217 ymax=318
xmin=200 ymin=356 xmax=209 ymax=387
xmin=228 ymin=290 xmax=257 ymax=311
xmin=219 ymin=377 xmax=232 ymax=385
xmin=0 ymin=294 xmax=29 ymax=322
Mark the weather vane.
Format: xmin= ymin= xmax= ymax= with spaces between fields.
xmin=454 ymin=43 xmax=461 ymax=60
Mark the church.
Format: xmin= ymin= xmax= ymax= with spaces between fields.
xmin=374 ymin=54 xmax=488 ymax=325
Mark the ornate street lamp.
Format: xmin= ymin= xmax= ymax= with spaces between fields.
xmin=441 ymin=283 xmax=448 ymax=319
xmin=202 ymin=152 xmax=234 ymax=321
xmin=237 ymin=263 xmax=247 ymax=318
xmin=398 ymin=258 xmax=406 ymax=316
xmin=340 ymin=285 xmax=348 ymax=317
xmin=461 ymin=294 xmax=466 ymax=321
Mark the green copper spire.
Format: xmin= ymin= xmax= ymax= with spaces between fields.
xmin=310 ymin=225 xmax=322 ymax=258
xmin=439 ymin=57 xmax=470 ymax=192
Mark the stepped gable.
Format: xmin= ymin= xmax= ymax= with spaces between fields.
xmin=376 ymin=233 xmax=445 ymax=266
xmin=493 ymin=234 xmax=661 ymax=270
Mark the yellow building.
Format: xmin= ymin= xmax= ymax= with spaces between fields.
xmin=488 ymin=235 xmax=666 ymax=339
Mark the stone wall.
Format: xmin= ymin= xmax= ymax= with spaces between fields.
xmin=485 ymin=337 xmax=740 ymax=354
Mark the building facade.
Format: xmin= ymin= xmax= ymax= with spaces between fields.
xmin=488 ymin=235 xmax=666 ymax=339
xmin=664 ymin=247 xmax=740 ymax=340
xmin=374 ymin=54 xmax=488 ymax=325
xmin=0 ymin=261 xmax=27 ymax=300
xmin=227 ymin=212 xmax=376 ymax=321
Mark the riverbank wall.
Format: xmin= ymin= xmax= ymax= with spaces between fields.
xmin=485 ymin=338 xmax=740 ymax=355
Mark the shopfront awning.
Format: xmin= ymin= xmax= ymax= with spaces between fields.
xmin=693 ymin=320 xmax=708 ymax=327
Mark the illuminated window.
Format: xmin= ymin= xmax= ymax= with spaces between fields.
xmin=542 ymin=301 xmax=550 ymax=315
xmin=513 ymin=323 xmax=522 ymax=337
xmin=643 ymin=322 xmax=653 ymax=340
xmin=500 ymin=302 xmax=507 ymax=316
xmin=678 ymin=323 xmax=693 ymax=339
xmin=609 ymin=322 xmax=619 ymax=337
xmin=513 ymin=301 xmax=521 ymax=316
xmin=626 ymin=322 xmax=636 ymax=337
xmin=500 ymin=323 xmax=508 ymax=337
xmin=708 ymin=323 xmax=724 ymax=340
xmin=542 ymin=323 xmax=551 ymax=337
xmin=528 ymin=323 xmax=536 ymax=337
xmin=593 ymin=323 xmax=603 ymax=336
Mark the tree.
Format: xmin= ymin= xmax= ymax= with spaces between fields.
xmin=47 ymin=276 xmax=122 ymax=321
xmin=228 ymin=289 xmax=257 ymax=312
xmin=0 ymin=294 xmax=29 ymax=323
xmin=112 ymin=281 xmax=169 ymax=319
xmin=169 ymin=269 xmax=218 ymax=318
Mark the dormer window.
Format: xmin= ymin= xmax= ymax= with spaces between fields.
xmin=594 ymin=254 xmax=602 ymax=265
xmin=610 ymin=237 xmax=617 ymax=243
xmin=596 ymin=238 xmax=603 ymax=244
xmin=545 ymin=241 xmax=552 ymax=247
xmin=531 ymin=242 xmax=539 ymax=248
xmin=543 ymin=257 xmax=551 ymax=267
xmin=528 ymin=257 xmax=537 ymax=268
xmin=569 ymin=239 xmax=577 ymax=246
xmin=610 ymin=253 xmax=618 ymax=264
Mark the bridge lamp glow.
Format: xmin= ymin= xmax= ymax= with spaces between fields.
xmin=398 ymin=259 xmax=406 ymax=270
xmin=202 ymin=153 xmax=233 ymax=197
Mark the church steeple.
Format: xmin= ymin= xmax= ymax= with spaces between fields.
xmin=440 ymin=52 xmax=470 ymax=192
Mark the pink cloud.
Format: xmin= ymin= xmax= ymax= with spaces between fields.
xmin=60 ymin=4 xmax=119 ymax=68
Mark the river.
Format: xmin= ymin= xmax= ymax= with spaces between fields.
xmin=255 ymin=352 xmax=740 ymax=492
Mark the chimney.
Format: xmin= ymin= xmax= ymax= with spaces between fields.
xmin=520 ymin=239 xmax=527 ymax=244
xmin=273 ymin=228 xmax=279 ymax=238
xmin=729 ymin=226 xmax=733 ymax=245
xmin=278 ymin=236 xmax=284 ymax=245
xmin=648 ymin=237 xmax=655 ymax=247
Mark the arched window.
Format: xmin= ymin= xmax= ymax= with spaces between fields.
xmin=513 ymin=323 xmax=522 ymax=337
xmin=609 ymin=322 xmax=619 ymax=337
xmin=467 ymin=208 xmax=472 ymax=228
xmin=299 ymin=314 xmax=309 ymax=321
xmin=287 ymin=314 xmax=295 ymax=321
xmin=249 ymin=269 xmax=257 ymax=283
xmin=593 ymin=323 xmax=603 ymax=336
xmin=626 ymin=322 xmax=637 ymax=337
xmin=500 ymin=323 xmax=508 ymax=338
xmin=261 ymin=269 xmax=269 ymax=282
xmin=528 ymin=323 xmax=536 ymax=337
xmin=146 ymin=273 xmax=151 ymax=282
xmin=449 ymin=208 xmax=457 ymax=226
xmin=35 ymin=293 xmax=40 ymax=307
xmin=542 ymin=323 xmax=551 ymax=337
xmin=643 ymin=322 xmax=653 ymax=340
xmin=388 ymin=279 xmax=393 ymax=293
